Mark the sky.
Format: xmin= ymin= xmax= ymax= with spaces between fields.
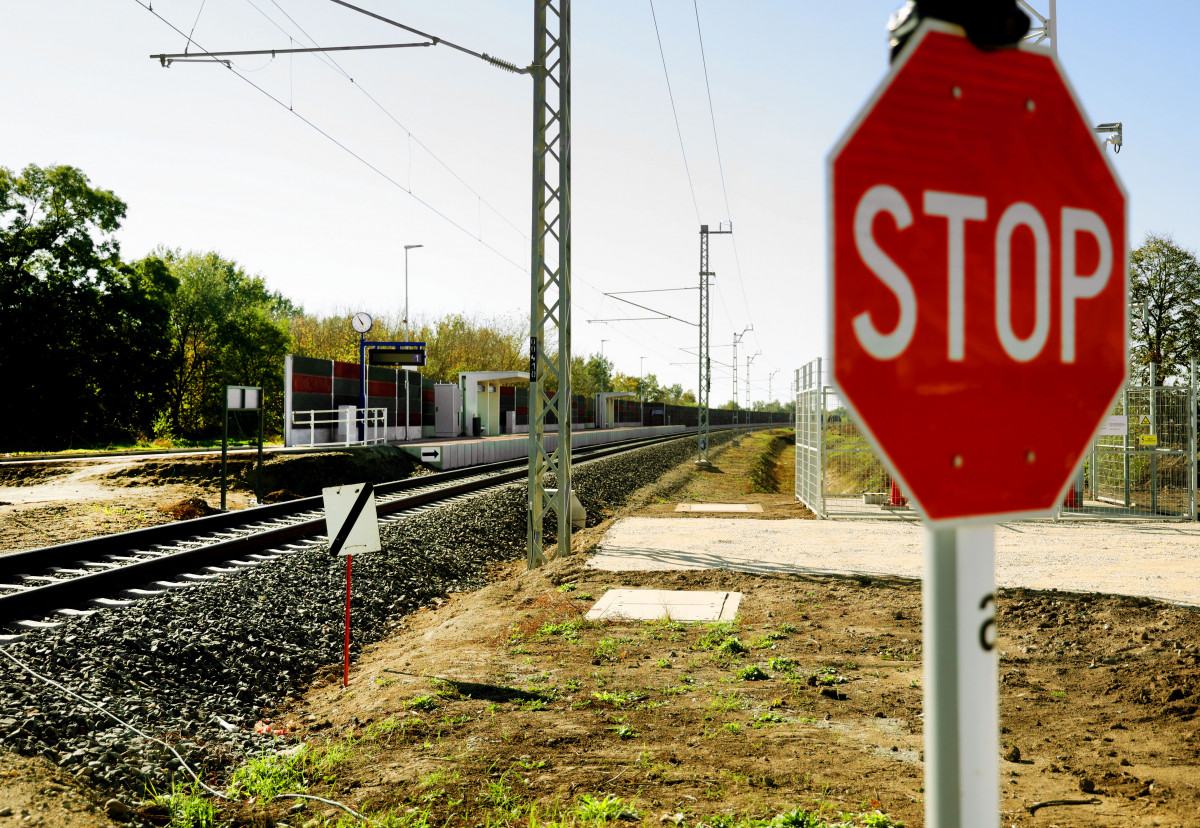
xmin=5 ymin=1 xmax=1200 ymax=406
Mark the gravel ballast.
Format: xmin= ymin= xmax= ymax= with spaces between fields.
xmin=0 ymin=434 xmax=712 ymax=802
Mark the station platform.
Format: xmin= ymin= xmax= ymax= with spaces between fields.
xmin=395 ymin=424 xmax=687 ymax=470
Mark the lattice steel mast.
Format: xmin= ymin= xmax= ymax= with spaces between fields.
xmin=527 ymin=0 xmax=571 ymax=568
xmin=697 ymin=222 xmax=731 ymax=467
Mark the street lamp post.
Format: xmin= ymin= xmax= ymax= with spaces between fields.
xmin=639 ymin=356 xmax=646 ymax=426
xmin=403 ymin=244 xmax=423 ymax=341
xmin=600 ymin=339 xmax=609 ymax=393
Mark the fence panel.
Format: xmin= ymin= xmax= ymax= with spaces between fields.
xmin=794 ymin=358 xmax=1196 ymax=522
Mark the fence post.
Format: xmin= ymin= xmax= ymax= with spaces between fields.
xmin=1151 ymin=363 xmax=1158 ymax=515
xmin=1192 ymin=358 xmax=1198 ymax=520
xmin=1123 ymin=384 xmax=1130 ymax=508
xmin=817 ymin=358 xmax=826 ymax=519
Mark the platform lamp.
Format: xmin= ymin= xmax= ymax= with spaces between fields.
xmin=403 ymin=244 xmax=423 ymax=341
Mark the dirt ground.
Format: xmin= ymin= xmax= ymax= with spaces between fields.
xmin=2 ymin=434 xmax=1199 ymax=827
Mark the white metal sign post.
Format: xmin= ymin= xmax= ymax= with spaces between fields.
xmin=323 ymin=482 xmax=381 ymax=688
xmin=924 ymin=526 xmax=998 ymax=827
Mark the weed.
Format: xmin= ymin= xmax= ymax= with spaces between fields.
xmin=709 ymin=691 xmax=748 ymax=712
xmin=407 ymin=695 xmax=438 ymax=711
xmin=538 ymin=619 xmax=585 ymax=641
xmin=564 ymin=678 xmax=583 ymax=692
xmin=779 ymin=622 xmax=798 ymax=634
xmin=769 ymin=656 xmax=797 ymax=673
xmin=696 ymin=621 xmax=739 ymax=650
xmin=751 ymin=711 xmax=788 ymax=728
xmin=812 ymin=667 xmax=848 ymax=686
xmin=591 ymin=639 xmax=620 ymax=662
xmin=656 ymin=658 xmax=671 ymax=668
xmin=608 ymin=723 xmax=638 ymax=739
xmin=591 ymin=690 xmax=646 ymax=708
xmin=737 ymin=665 xmax=770 ymax=681
xmin=722 ymin=721 xmax=742 ymax=735
xmin=557 ymin=583 xmax=577 ymax=593
xmin=574 ymin=793 xmax=638 ymax=823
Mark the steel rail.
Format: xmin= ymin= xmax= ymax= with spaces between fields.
xmin=0 ymin=429 xmax=760 ymax=627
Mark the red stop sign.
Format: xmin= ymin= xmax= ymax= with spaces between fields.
xmin=829 ymin=22 xmax=1127 ymax=524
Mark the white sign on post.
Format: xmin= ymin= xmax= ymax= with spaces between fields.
xmin=322 ymin=483 xmax=381 ymax=557
xmin=1098 ymin=415 xmax=1128 ymax=436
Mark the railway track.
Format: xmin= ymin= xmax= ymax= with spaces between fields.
xmin=0 ymin=430 xmax=716 ymax=634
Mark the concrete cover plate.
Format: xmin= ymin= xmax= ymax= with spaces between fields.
xmin=674 ymin=503 xmax=763 ymax=513
xmin=585 ymin=589 xmax=742 ymax=622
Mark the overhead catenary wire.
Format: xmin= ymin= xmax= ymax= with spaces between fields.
xmin=132 ymin=0 xmax=530 ymax=275
xmin=250 ymin=0 xmax=529 ymax=243
xmin=689 ymin=2 xmax=763 ymax=367
xmin=649 ymin=0 xmax=702 ymax=225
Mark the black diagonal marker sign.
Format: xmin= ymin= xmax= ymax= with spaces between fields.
xmin=328 ymin=482 xmax=374 ymax=557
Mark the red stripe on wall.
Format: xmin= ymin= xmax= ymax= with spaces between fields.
xmin=333 ymin=361 xmax=359 ymax=379
xmin=368 ymin=380 xmax=394 ymax=397
xmin=293 ymin=374 xmax=332 ymax=394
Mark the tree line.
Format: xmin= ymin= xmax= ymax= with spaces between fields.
xmin=4 ymin=162 xmax=1194 ymax=449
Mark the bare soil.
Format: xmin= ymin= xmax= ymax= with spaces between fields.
xmin=2 ymin=435 xmax=1199 ymax=827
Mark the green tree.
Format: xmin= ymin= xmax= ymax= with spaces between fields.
xmin=1129 ymin=234 xmax=1200 ymax=383
xmin=0 ymin=164 xmax=175 ymax=448
xmin=160 ymin=249 xmax=296 ymax=437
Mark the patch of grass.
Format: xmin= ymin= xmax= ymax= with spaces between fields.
xmin=591 ymin=690 xmax=646 ymax=708
xmin=226 ymin=749 xmax=310 ymax=799
xmin=557 ymin=583 xmax=577 ymax=593
xmin=751 ymin=711 xmax=788 ymax=728
xmin=656 ymin=657 xmax=671 ymax=668
xmin=608 ymin=723 xmax=638 ymax=739
xmin=574 ymin=794 xmax=638 ymax=824
xmin=407 ymin=695 xmax=438 ymax=711
xmin=696 ymin=621 xmax=740 ymax=650
xmin=591 ymin=638 xmax=620 ymax=662
xmin=538 ymin=619 xmax=586 ymax=641
xmin=737 ymin=665 xmax=770 ymax=681
xmin=768 ymin=656 xmax=798 ymax=673
xmin=812 ymin=667 xmax=848 ymax=686
xmin=150 ymin=782 xmax=218 ymax=828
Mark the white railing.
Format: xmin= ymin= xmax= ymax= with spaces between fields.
xmin=290 ymin=407 xmax=387 ymax=448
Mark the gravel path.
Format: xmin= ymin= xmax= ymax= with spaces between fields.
xmin=588 ymin=517 xmax=1200 ymax=607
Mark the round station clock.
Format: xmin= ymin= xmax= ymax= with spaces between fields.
xmin=351 ymin=312 xmax=373 ymax=334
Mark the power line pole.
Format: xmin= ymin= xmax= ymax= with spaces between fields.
xmin=697 ymin=222 xmax=732 ymax=468
xmin=732 ymin=326 xmax=750 ymax=446
xmin=527 ymin=0 xmax=571 ymax=568
xmin=746 ymin=350 xmax=761 ymax=419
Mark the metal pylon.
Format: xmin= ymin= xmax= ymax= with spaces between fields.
xmin=527 ymin=0 xmax=571 ymax=568
xmin=697 ymin=223 xmax=731 ymax=466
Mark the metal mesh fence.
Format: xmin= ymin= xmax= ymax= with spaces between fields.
xmin=1071 ymin=385 xmax=1196 ymax=518
xmin=795 ymin=358 xmax=1196 ymax=522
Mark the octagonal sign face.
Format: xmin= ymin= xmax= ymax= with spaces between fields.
xmin=829 ymin=22 xmax=1128 ymax=525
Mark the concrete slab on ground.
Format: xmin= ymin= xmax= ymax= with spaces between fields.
xmin=585 ymin=588 xmax=742 ymax=622
xmin=674 ymin=503 xmax=763 ymax=513
xmin=587 ymin=517 xmax=1200 ymax=607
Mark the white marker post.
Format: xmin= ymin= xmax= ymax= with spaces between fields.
xmin=923 ymin=525 xmax=998 ymax=828
xmin=323 ymin=482 xmax=381 ymax=688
